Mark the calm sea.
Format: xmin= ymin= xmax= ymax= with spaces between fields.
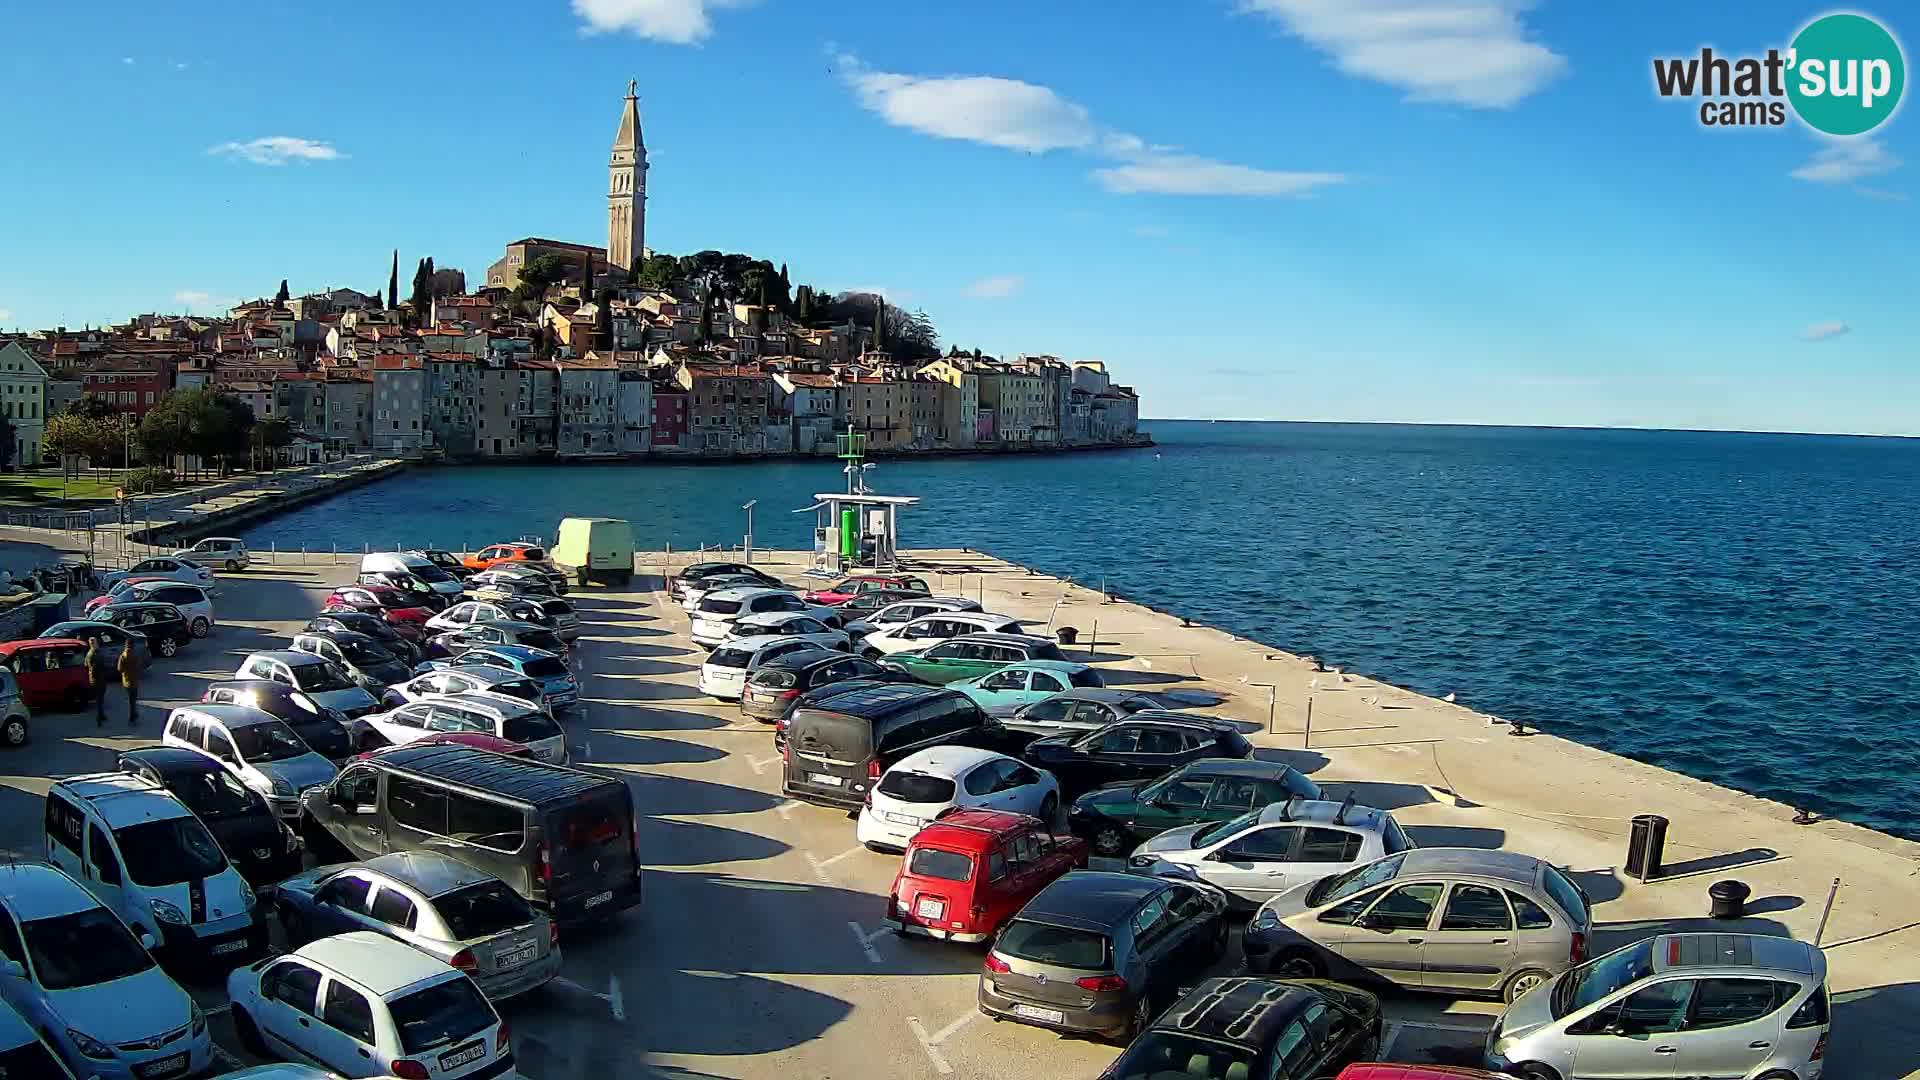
xmin=245 ymin=421 xmax=1920 ymax=839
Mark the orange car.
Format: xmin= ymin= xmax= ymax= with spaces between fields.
xmin=463 ymin=541 xmax=551 ymax=572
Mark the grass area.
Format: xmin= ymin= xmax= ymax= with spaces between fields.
xmin=0 ymin=471 xmax=129 ymax=507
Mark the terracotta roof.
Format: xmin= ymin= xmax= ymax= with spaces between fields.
xmin=222 ymin=381 xmax=272 ymax=392
xmin=371 ymin=355 xmax=422 ymax=371
xmin=784 ymin=373 xmax=838 ymax=388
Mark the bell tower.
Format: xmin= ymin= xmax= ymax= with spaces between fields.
xmin=608 ymin=79 xmax=648 ymax=272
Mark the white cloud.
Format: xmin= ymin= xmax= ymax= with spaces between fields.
xmin=571 ymin=0 xmax=747 ymax=44
xmin=837 ymin=56 xmax=1095 ymax=152
xmin=208 ymin=136 xmax=343 ymax=166
xmin=1803 ymin=321 xmax=1850 ymax=341
xmin=174 ymin=290 xmax=219 ymax=311
xmin=175 ymin=62 xmax=189 ymax=70
xmin=964 ymin=275 xmax=1025 ymax=299
xmin=1237 ymin=0 xmax=1568 ymax=108
xmin=1095 ymin=155 xmax=1346 ymax=196
xmin=0 ymin=308 xmax=12 ymax=322
xmin=1790 ymin=138 xmax=1901 ymax=185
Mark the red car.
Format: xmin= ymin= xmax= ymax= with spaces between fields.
xmin=82 ymin=576 xmax=169 ymax=613
xmin=803 ymin=574 xmax=931 ymax=606
xmin=1335 ymin=1068 xmax=1509 ymax=1080
xmin=324 ymin=584 xmax=433 ymax=631
xmin=883 ymin=809 xmax=1086 ymax=943
xmin=355 ymin=730 xmax=533 ymax=761
xmin=0 ymin=639 xmax=96 ymax=710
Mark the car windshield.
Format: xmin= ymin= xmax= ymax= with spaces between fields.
xmin=701 ymin=598 xmax=743 ymax=615
xmin=292 ymin=663 xmax=355 ymax=692
xmin=522 ymin=657 xmax=568 ymax=679
xmin=995 ymin=920 xmax=1109 ymax=970
xmin=113 ymin=816 xmax=229 ymax=886
xmin=521 ymin=631 xmax=566 ymax=653
xmin=410 ymin=564 xmax=455 ymax=583
xmin=232 ymin=720 xmax=311 ymax=762
xmin=502 ymin=711 xmax=562 ymax=742
xmin=1308 ymin=852 xmax=1407 ymax=906
xmin=1192 ymin=808 xmax=1263 ymax=848
xmin=388 ymin=976 xmax=497 ymax=1054
xmin=1110 ymin=1032 xmax=1257 ymax=1080
xmin=907 ymin=846 xmax=974 ymax=882
xmin=491 ymin=680 xmax=543 ymax=705
xmin=434 ymin=882 xmax=535 ymax=940
xmin=878 ymin=770 xmax=958 ymax=804
xmin=1554 ymin=939 xmax=1654 ymax=1018
xmin=339 ymin=638 xmax=394 ymax=663
xmin=709 ymin=648 xmax=755 ymax=669
xmin=22 ymin=907 xmax=157 ymax=990
xmin=172 ymin=769 xmax=263 ymax=819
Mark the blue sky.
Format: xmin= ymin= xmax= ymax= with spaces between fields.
xmin=1 ymin=1 xmax=1913 ymax=433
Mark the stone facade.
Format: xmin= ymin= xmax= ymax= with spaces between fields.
xmin=608 ymin=81 xmax=649 ymax=273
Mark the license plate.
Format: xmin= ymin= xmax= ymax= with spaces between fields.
xmin=439 ymin=1042 xmax=486 ymax=1071
xmin=885 ymin=812 xmax=922 ymax=827
xmin=496 ymin=944 xmax=537 ymax=969
xmin=584 ymin=889 xmax=614 ymax=908
xmin=808 ymin=773 xmax=844 ymax=787
xmin=140 ymin=1053 xmax=189 ymax=1079
xmin=915 ymin=897 xmax=945 ymax=919
xmin=1011 ymin=1004 xmax=1065 ymax=1024
xmin=210 ymin=939 xmax=248 ymax=955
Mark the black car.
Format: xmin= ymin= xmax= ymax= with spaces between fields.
xmin=742 ymin=650 xmax=915 ymax=723
xmin=305 ymin=610 xmax=422 ymax=664
xmin=995 ymin=690 xmax=1170 ymax=737
xmin=116 ymin=747 xmax=303 ymax=885
xmin=1097 ymin=977 xmax=1383 ymax=1080
xmin=418 ymin=548 xmax=474 ymax=580
xmin=667 ymin=561 xmax=782 ymax=601
xmin=89 ymin=601 xmax=193 ymax=658
xmin=356 ymin=570 xmax=452 ymax=611
xmin=200 ymin=679 xmax=356 ymax=760
xmin=1022 ymin=715 xmax=1256 ymax=798
xmin=38 ymin=619 xmax=151 ymax=667
xmin=781 ymin=683 xmax=1014 ymax=810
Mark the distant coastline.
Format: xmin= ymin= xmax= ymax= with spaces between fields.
xmin=1144 ymin=417 xmax=1920 ymax=440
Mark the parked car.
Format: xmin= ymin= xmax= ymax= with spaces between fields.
xmin=120 ymin=582 xmax=217 ymax=638
xmin=200 ymin=680 xmax=356 ymax=761
xmin=740 ymin=651 xmax=911 ymax=722
xmin=1069 ymin=758 xmax=1320 ymax=858
xmin=462 ymin=546 xmax=567 ymax=594
xmin=361 ymin=551 xmax=467 ymax=600
xmin=995 ymin=688 xmax=1167 ymax=736
xmin=305 ymin=609 xmax=423 ymax=660
xmin=38 ymin=618 xmax=151 ymax=669
xmin=857 ymin=746 xmax=1061 ymax=851
xmin=1485 ymin=933 xmax=1830 ymax=1080
xmin=358 ymin=731 xmax=535 ymax=761
xmin=841 ymin=594 xmax=983 ymax=636
xmin=462 ymin=541 xmax=553 ymax=573
xmin=0 ymin=670 xmax=29 ymax=747
xmin=171 ymin=536 xmax=250 ymax=572
xmin=427 ymin=596 xmax=554 ymax=635
xmin=0 ymin=998 xmax=77 ymax=1079
xmin=803 ymin=574 xmax=931 ymax=606
xmin=1338 ymin=1067 xmax=1510 ymax=1080
xmin=716 ymin=611 xmax=850 ymax=653
xmin=0 ymin=638 xmax=94 ymax=711
xmin=428 ymin=619 xmax=570 ymax=662
xmin=226 ymin=931 xmax=512 ymax=1079
xmin=467 ymin=568 xmax=558 ymax=601
xmin=273 ymin=851 xmax=561 ymax=1001
xmin=234 ymin=651 xmax=382 ymax=718
xmin=433 ymin=645 xmax=578 ymax=710
xmin=300 ymin=744 xmax=642 ymax=922
xmin=322 ymin=584 xmax=436 ymax=632
xmin=89 ymin=601 xmax=194 ymax=658
xmin=667 ymin=561 xmax=781 ymax=602
xmin=381 ymin=665 xmax=550 ymax=715
xmin=416 ymin=548 xmax=474 ymax=580
xmin=1023 ymin=714 xmax=1257 ymax=797
xmin=116 ymin=747 xmax=304 ymax=885
xmin=884 ymin=808 xmax=1086 ymax=943
xmin=161 ymin=704 xmax=340 ymax=819
xmin=1100 ymin=977 xmax=1384 ymax=1080
xmin=0 ymin=862 xmax=213 ymax=1080
xmin=101 ymin=556 xmax=212 ymax=589
xmin=43 ymin=772 xmax=267 ymax=966
xmin=291 ymin=631 xmax=415 ymax=692
xmin=357 ymin=570 xmax=453 ymax=612
xmin=690 ymin=587 xmax=839 ymax=647
xmin=882 ymin=632 xmax=1073 ymax=685
xmin=353 ymin=692 xmax=569 ymax=764
xmin=782 ymin=683 xmax=1009 ymax=810
xmin=552 ymin=516 xmax=635 ymax=586
xmin=1243 ymin=848 xmax=1594 ymax=1003
xmin=700 ymin=637 xmax=827 ymax=701
xmin=679 ymin=572 xmax=783 ymax=613
xmin=83 ymin=575 xmax=169 ymax=613
xmin=950 ymin=659 xmax=1104 ymax=713
xmin=1129 ymin=797 xmax=1416 ymax=906
xmin=978 ymin=870 xmax=1231 ymax=1041
xmin=860 ymin=611 xmax=1029 ymax=658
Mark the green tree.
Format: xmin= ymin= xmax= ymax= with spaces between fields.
xmin=794 ymin=285 xmax=813 ymax=323
xmin=388 ymin=249 xmax=399 ymax=309
xmin=250 ymin=417 xmax=293 ymax=469
xmin=697 ymin=286 xmax=716 ymax=343
xmin=44 ymin=413 xmax=120 ymax=478
xmin=410 ymin=257 xmax=435 ymax=316
xmin=637 ymin=253 xmax=680 ymax=290
xmin=513 ymin=255 xmax=573 ymax=304
xmin=872 ymin=299 xmax=886 ymax=352
xmin=69 ymin=396 xmax=120 ymax=421
xmin=274 ymin=279 xmax=290 ymax=307
xmin=595 ymin=288 xmax=615 ymax=349
xmin=140 ymin=388 xmax=255 ymax=476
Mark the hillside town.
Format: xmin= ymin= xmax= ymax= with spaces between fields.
xmin=0 ymin=83 xmax=1143 ymax=471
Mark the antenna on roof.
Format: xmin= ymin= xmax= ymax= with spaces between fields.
xmin=1279 ymin=794 xmax=1299 ymax=822
xmin=1335 ymin=792 xmax=1355 ymax=825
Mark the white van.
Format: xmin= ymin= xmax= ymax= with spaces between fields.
xmin=43 ymin=773 xmax=267 ymax=967
xmin=359 ymin=552 xmax=465 ymax=599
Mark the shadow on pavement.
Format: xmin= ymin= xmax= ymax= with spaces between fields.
xmin=584 ymin=729 xmax=728 ymax=766
xmin=1590 ymin=914 xmax=1792 ymax=953
xmin=1403 ymin=825 xmax=1506 ymax=849
xmin=1830 ymin=982 xmax=1920 ymax=1080
xmin=1312 ymin=780 xmax=1436 ymax=811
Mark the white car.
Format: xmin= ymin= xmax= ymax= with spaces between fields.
xmin=172 ymin=537 xmax=250 ymax=572
xmin=698 ymin=638 xmax=828 ymax=700
xmin=227 ymin=931 xmax=512 ymax=1080
xmin=425 ymin=598 xmax=550 ymax=636
xmin=355 ymin=691 xmax=569 ymax=763
xmin=162 ymin=705 xmax=340 ymax=818
xmin=101 ymin=556 xmax=213 ymax=590
xmin=126 ymin=581 xmax=218 ymax=638
xmin=236 ymin=651 xmax=382 ymax=719
xmin=1126 ymin=797 xmax=1415 ymax=906
xmin=843 ymin=595 xmax=982 ymax=637
xmin=0 ymin=998 xmax=76 ymax=1079
xmin=855 ymin=746 xmax=1061 ymax=852
xmin=717 ymin=611 xmax=850 ymax=653
xmin=679 ymin=573 xmax=777 ymax=613
xmin=0 ymin=863 xmax=213 ymax=1080
xmin=381 ymin=666 xmax=551 ymax=715
xmin=689 ymin=587 xmax=838 ymax=647
xmin=859 ymin=611 xmax=1028 ymax=658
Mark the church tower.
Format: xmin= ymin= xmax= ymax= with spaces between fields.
xmin=608 ymin=80 xmax=648 ymax=273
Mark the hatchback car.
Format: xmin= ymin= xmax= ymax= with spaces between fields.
xmin=1099 ymin=977 xmax=1384 ymax=1080
xmin=857 ymin=746 xmax=1062 ymax=851
xmin=803 ymin=573 xmax=931 ymax=605
xmin=462 ymin=541 xmax=554 ymax=575
xmin=1129 ymin=797 xmax=1416 ymax=907
xmin=322 ymin=584 xmax=435 ymax=631
xmin=354 ymin=692 xmax=570 ymax=764
xmin=700 ymin=637 xmax=825 ymax=700
xmin=740 ymin=651 xmax=911 ymax=722
xmin=306 ymin=610 xmax=424 ymax=660
xmin=429 ymin=619 xmax=570 ymax=661
xmin=117 ymin=747 xmax=304 ymax=885
xmin=123 ymin=581 xmax=216 ymax=638
xmin=882 ymin=632 xmax=1072 ymax=685
xmin=690 ymin=587 xmax=837 ymax=647
xmin=861 ymin=612 xmax=1029 ymax=658
xmin=357 ymin=731 xmax=535 ymax=761
xmin=951 ymin=659 xmax=1105 ymax=712
xmin=1024 ymin=715 xmax=1257 ymax=797
xmin=0 ymin=638 xmax=94 ymax=711
xmin=842 ymin=594 xmax=983 ymax=636
xmin=227 ymin=931 xmax=513 ymax=1080
xmin=1070 ymin=758 xmax=1320 ymax=858
xmin=382 ymin=665 xmax=550 ymax=715
xmin=667 ymin=561 xmax=782 ymax=602
xmin=978 ymin=870 xmax=1232 ymax=1042
xmin=235 ymin=651 xmax=383 ymax=718
xmin=718 ymin=611 xmax=850 ymax=653
xmin=38 ymin=619 xmax=151 ymax=668
xmin=441 ymin=645 xmax=578 ymax=710
xmin=83 ymin=575 xmax=169 ymax=613
xmin=290 ymin=631 xmax=414 ymax=691
xmin=102 ymin=556 xmax=213 ymax=589
xmin=89 ymin=601 xmax=194 ymax=658
xmin=162 ymin=705 xmax=341 ymax=819
xmin=885 ymin=808 xmax=1086 ymax=943
xmin=0 ymin=671 xmax=29 ymax=748
xmin=679 ymin=572 xmax=780 ymax=613
xmin=172 ymin=536 xmax=250 ymax=571
xmin=1244 ymin=848 xmax=1594 ymax=1004
xmin=201 ymin=680 xmax=356 ymax=761
xmin=1488 ymin=934 xmax=1830 ymax=1080
xmin=274 ymin=852 xmax=561 ymax=1001
xmin=996 ymin=687 xmax=1167 ymax=736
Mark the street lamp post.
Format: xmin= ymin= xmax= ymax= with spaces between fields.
xmin=741 ymin=499 xmax=757 ymax=563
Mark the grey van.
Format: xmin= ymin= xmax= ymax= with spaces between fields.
xmin=781 ymin=683 xmax=1006 ymax=810
xmin=298 ymin=743 xmax=641 ymax=923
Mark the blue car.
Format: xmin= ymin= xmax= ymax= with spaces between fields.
xmin=420 ymin=644 xmax=579 ymax=710
xmin=949 ymin=660 xmax=1105 ymax=712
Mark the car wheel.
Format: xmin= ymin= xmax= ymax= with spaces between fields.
xmin=861 ymin=648 xmax=883 ymax=661
xmin=233 ymin=1007 xmax=268 ymax=1057
xmin=1513 ymin=1064 xmax=1561 ymax=1080
xmin=1038 ymin=793 xmax=1058 ymax=826
xmin=1091 ymin=825 xmax=1129 ymax=857
xmin=225 ymin=559 xmax=241 ymax=572
xmin=1504 ymin=968 xmax=1552 ymax=1004
xmin=190 ymin=617 xmax=210 ymax=639
xmin=1120 ymin=994 xmax=1154 ymax=1044
xmin=1270 ymin=946 xmax=1325 ymax=980
xmin=157 ymin=636 xmax=179 ymax=657
xmin=1 ymin=716 xmax=27 ymax=747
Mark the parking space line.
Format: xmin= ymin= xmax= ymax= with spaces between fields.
xmin=608 ymin=975 xmax=626 ymax=1022
xmin=908 ymin=1010 xmax=977 ymax=1075
xmin=849 ymin=920 xmax=886 ymax=964
xmin=774 ymin=799 xmax=801 ymax=819
xmin=803 ymin=845 xmax=868 ymax=885
xmin=748 ymin=754 xmax=783 ymax=774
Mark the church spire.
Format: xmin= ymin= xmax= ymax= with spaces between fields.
xmin=612 ymin=79 xmax=643 ymax=152
xmin=608 ymin=79 xmax=648 ymax=272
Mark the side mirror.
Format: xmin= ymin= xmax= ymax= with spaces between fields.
xmin=136 ymin=929 xmax=157 ymax=950
xmin=1356 ymin=912 xmax=1387 ymax=931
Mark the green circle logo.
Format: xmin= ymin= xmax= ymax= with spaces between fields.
xmin=1787 ymin=13 xmax=1906 ymax=135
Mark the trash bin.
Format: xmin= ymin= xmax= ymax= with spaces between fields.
xmin=1625 ymin=813 xmax=1669 ymax=881
xmin=1056 ymin=627 xmax=1079 ymax=646
xmin=1709 ymin=879 xmax=1750 ymax=919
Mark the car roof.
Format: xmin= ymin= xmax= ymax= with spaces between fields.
xmin=299 ymin=630 xmax=380 ymax=647
xmin=437 ymin=691 xmax=543 ymax=716
xmin=98 ymin=602 xmax=183 ymax=615
xmin=1048 ymin=688 xmax=1153 ymax=705
xmin=1020 ymin=871 xmax=1167 ymax=932
xmin=1651 ymin=933 xmax=1823 ymax=977
xmin=250 ymin=649 xmax=326 ymax=666
xmin=119 ymin=746 xmax=226 ymax=775
xmin=911 ymin=808 xmax=1039 ymax=851
xmin=1253 ymin=798 xmax=1391 ymax=832
xmin=889 ymin=745 xmax=1007 ymax=777
xmin=705 ymin=586 xmax=789 ymax=601
xmin=295 ymin=930 xmax=456 ymax=997
xmin=1335 ymin=1067 xmax=1508 ymax=1080
xmin=796 ymin=681 xmax=955 ymax=717
xmin=0 ymin=638 xmax=84 ymax=653
xmin=0 ymin=862 xmax=104 ymax=920
xmin=368 ymin=743 xmax=618 ymax=804
xmin=46 ymin=621 xmax=128 ymax=635
xmin=950 ymin=632 xmax=1048 ymax=647
xmin=758 ymin=648 xmax=845 ymax=671
xmin=206 ymin=679 xmax=291 ymax=698
xmin=461 ymin=619 xmax=545 ymax=635
xmin=432 ymin=665 xmax=530 ymax=684
xmin=1397 ymin=847 xmax=1544 ymax=884
xmin=175 ymin=703 xmax=284 ymax=729
xmin=733 ymin=610 xmax=820 ymax=627
xmin=468 ymin=644 xmax=552 ymax=662
xmin=1176 ymin=758 xmax=1296 ymax=779
xmin=132 ymin=580 xmax=206 ymax=592
xmin=51 ymin=772 xmax=193 ymax=827
xmin=363 ymin=851 xmax=500 ymax=897
xmin=1150 ymin=977 xmax=1326 ymax=1050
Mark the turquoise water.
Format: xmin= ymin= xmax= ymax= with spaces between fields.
xmin=246 ymin=421 xmax=1920 ymax=838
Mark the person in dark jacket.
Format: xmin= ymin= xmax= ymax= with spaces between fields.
xmin=87 ymin=640 xmax=109 ymax=727
xmin=116 ymin=644 xmax=142 ymax=726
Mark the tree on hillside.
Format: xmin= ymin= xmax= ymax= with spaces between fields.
xmin=636 ymin=253 xmax=680 ymax=290
xmin=68 ymin=396 xmax=120 ymax=421
xmin=274 ymin=279 xmax=290 ymax=307
xmin=901 ymin=309 xmax=937 ymax=357
xmin=409 ymin=257 xmax=435 ymax=316
xmin=429 ymin=267 xmax=466 ymax=298
xmin=872 ymin=300 xmax=887 ymax=353
xmin=794 ymin=285 xmax=813 ymax=323
xmin=388 ymin=250 xmax=399 ymax=309
xmin=513 ymin=255 xmax=572 ymax=304
xmin=697 ymin=286 xmax=716 ymax=343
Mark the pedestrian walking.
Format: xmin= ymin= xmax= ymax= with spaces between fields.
xmin=87 ymin=640 xmax=109 ymax=726
xmin=117 ymin=642 xmax=142 ymax=726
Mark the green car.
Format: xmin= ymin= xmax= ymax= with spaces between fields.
xmin=880 ymin=632 xmax=1071 ymax=685
xmin=1067 ymin=759 xmax=1322 ymax=858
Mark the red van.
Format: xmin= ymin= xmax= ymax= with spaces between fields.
xmin=884 ymin=809 xmax=1086 ymax=943
xmin=0 ymin=639 xmax=96 ymax=710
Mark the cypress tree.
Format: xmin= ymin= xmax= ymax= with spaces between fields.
xmin=873 ymin=298 xmax=886 ymax=352
xmin=388 ymin=250 xmax=399 ymax=309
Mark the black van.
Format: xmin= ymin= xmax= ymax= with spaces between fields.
xmin=782 ymin=683 xmax=1007 ymax=809
xmin=298 ymin=743 xmax=641 ymax=922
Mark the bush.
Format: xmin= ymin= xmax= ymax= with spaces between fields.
xmin=123 ymin=466 xmax=175 ymax=494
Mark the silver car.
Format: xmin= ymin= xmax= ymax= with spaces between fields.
xmin=1487 ymin=933 xmax=1830 ymax=1080
xmin=273 ymin=851 xmax=560 ymax=1001
xmin=1128 ymin=796 xmax=1415 ymax=907
xmin=1243 ymin=847 xmax=1593 ymax=1003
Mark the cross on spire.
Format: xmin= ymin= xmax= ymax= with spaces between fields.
xmin=627 ymin=79 xmax=637 ymax=98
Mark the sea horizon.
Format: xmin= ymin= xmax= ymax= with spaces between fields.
xmin=1143 ymin=417 xmax=1920 ymax=441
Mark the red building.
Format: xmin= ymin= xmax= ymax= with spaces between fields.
xmin=651 ymin=385 xmax=688 ymax=449
xmin=81 ymin=357 xmax=173 ymax=416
